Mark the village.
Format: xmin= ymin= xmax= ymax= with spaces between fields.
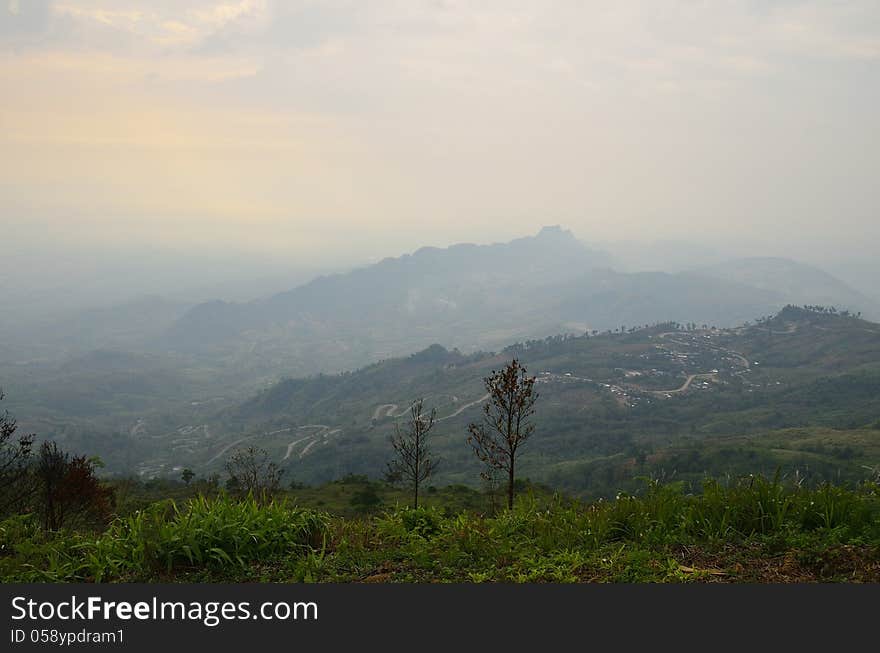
xmin=535 ymin=326 xmax=755 ymax=408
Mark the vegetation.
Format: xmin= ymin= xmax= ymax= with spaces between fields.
xmin=386 ymin=398 xmax=439 ymax=508
xmin=1 ymin=393 xmax=113 ymax=533
xmin=9 ymin=307 xmax=878 ymax=495
xmin=2 ymin=475 xmax=878 ymax=583
xmin=80 ymin=305 xmax=872 ymax=493
xmin=1 ymin=380 xmax=878 ymax=584
xmin=0 ymin=390 xmax=35 ymax=518
xmin=468 ymin=359 xmax=539 ymax=509
xmin=2 ymin=307 xmax=879 ymax=583
xmin=224 ymin=446 xmax=284 ymax=500
xmin=0 ymin=495 xmax=327 ymax=582
xmin=34 ymin=441 xmax=113 ymax=531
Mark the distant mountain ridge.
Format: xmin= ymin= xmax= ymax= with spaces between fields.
xmin=161 ymin=227 xmax=876 ymax=381
xmin=177 ymin=307 xmax=880 ymax=489
xmin=694 ymin=257 xmax=878 ymax=319
xmin=162 ymin=226 xmax=613 ymax=364
xmin=169 ymin=225 xmax=607 ymax=333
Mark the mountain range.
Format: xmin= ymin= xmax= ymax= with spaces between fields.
xmin=73 ymin=306 xmax=880 ymax=496
xmin=4 ymin=226 xmax=879 ymax=494
xmin=161 ymin=226 xmax=878 ymax=379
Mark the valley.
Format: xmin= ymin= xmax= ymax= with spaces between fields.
xmin=2 ymin=230 xmax=878 ymax=499
xmin=33 ymin=305 xmax=875 ymax=499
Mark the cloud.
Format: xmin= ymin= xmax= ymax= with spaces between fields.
xmin=46 ymin=1 xmax=260 ymax=49
xmin=1 ymin=1 xmax=878 ymax=259
xmin=0 ymin=0 xmax=50 ymax=40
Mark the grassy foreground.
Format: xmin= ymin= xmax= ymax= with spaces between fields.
xmin=2 ymin=477 xmax=879 ymax=583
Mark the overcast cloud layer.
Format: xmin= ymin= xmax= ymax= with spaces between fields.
xmin=2 ymin=1 xmax=878 ymax=263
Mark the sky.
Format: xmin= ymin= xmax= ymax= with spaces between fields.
xmin=2 ymin=1 xmax=879 ymax=266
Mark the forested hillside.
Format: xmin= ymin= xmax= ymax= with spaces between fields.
xmin=31 ymin=305 xmax=875 ymax=498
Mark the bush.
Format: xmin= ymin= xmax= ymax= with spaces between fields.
xmin=350 ymin=486 xmax=383 ymax=514
xmin=375 ymin=505 xmax=445 ymax=541
xmin=0 ymin=496 xmax=329 ymax=582
xmin=0 ymin=514 xmax=91 ymax=582
xmin=87 ymin=496 xmax=328 ymax=580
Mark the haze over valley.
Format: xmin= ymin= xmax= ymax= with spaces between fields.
xmin=2 ymin=226 xmax=878 ymax=494
xmin=2 ymin=0 xmax=879 ymax=496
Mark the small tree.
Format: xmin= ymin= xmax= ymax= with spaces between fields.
xmin=0 ymin=391 xmax=35 ymax=517
xmin=467 ymin=359 xmax=538 ymax=510
xmin=386 ymin=398 xmax=440 ymax=508
xmin=181 ymin=468 xmax=195 ymax=486
xmin=35 ymin=441 xmax=113 ymax=531
xmin=224 ymin=446 xmax=283 ymax=501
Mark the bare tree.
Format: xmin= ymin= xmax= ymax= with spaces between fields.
xmin=467 ymin=359 xmax=538 ymax=510
xmin=225 ymin=446 xmax=284 ymax=501
xmin=37 ymin=441 xmax=66 ymax=530
xmin=0 ymin=391 xmax=36 ymax=518
xmin=386 ymin=398 xmax=440 ymax=508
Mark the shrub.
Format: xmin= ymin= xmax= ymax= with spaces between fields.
xmin=87 ymin=496 xmax=328 ymax=580
xmin=1 ymin=496 xmax=328 ymax=582
xmin=375 ymin=505 xmax=445 ymax=541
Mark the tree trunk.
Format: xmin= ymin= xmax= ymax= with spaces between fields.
xmin=414 ymin=430 xmax=420 ymax=509
xmin=507 ymin=458 xmax=515 ymax=510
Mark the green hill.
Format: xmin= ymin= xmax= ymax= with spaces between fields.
xmin=69 ymin=306 xmax=878 ymax=495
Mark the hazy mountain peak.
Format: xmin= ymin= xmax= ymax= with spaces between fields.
xmin=536 ymin=224 xmax=570 ymax=238
xmin=409 ymin=225 xmax=580 ymax=257
xmin=510 ymin=224 xmax=580 ymax=247
xmin=163 ymin=228 xmax=879 ymax=372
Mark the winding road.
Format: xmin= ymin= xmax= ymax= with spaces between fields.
xmin=435 ymin=393 xmax=490 ymax=421
xmin=372 ymin=404 xmax=408 ymax=420
xmin=206 ymin=435 xmax=259 ymax=465
xmin=282 ymin=425 xmax=343 ymax=461
xmin=372 ymin=393 xmax=490 ymax=424
xmin=644 ymin=373 xmax=717 ymax=396
xmin=282 ymin=435 xmax=316 ymax=461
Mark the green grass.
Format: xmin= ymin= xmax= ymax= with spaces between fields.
xmin=3 ymin=476 xmax=879 ymax=583
xmin=1 ymin=495 xmax=328 ymax=582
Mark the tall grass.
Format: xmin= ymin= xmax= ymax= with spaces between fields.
xmin=369 ymin=477 xmax=880 ymax=567
xmin=2 ymin=477 xmax=878 ymax=582
xmin=1 ymin=495 xmax=328 ymax=582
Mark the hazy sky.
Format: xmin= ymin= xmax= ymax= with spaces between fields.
xmin=2 ymin=1 xmax=878 ymax=264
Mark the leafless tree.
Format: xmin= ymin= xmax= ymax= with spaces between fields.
xmin=386 ymin=398 xmax=439 ymax=508
xmin=0 ymin=391 xmax=36 ymax=517
xmin=225 ymin=446 xmax=284 ymax=501
xmin=467 ymin=359 xmax=538 ymax=510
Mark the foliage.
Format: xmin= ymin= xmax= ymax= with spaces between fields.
xmin=12 ymin=308 xmax=880 ymax=496
xmin=0 ymin=391 xmax=35 ymax=518
xmin=33 ymin=441 xmax=114 ymax=532
xmin=349 ymin=485 xmax=383 ymax=514
xmin=0 ymin=495 xmax=328 ymax=582
xmin=2 ymin=476 xmax=878 ymax=583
